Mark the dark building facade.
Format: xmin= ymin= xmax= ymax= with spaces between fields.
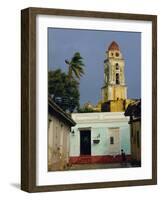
xmin=125 ymin=100 xmax=141 ymax=165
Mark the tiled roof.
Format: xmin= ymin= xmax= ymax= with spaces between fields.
xmin=48 ymin=97 xmax=76 ymax=126
xmin=108 ymin=41 xmax=120 ymax=51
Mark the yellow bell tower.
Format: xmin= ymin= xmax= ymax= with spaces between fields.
xmin=102 ymin=41 xmax=127 ymax=103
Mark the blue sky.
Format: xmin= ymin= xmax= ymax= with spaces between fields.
xmin=48 ymin=28 xmax=141 ymax=106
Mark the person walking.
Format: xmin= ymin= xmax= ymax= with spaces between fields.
xmin=121 ymin=149 xmax=127 ymax=166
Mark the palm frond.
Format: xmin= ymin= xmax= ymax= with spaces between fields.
xmin=65 ymin=52 xmax=85 ymax=81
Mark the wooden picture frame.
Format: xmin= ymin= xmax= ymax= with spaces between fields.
xmin=21 ymin=7 xmax=157 ymax=192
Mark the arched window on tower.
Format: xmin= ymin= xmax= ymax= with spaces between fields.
xmin=116 ymin=73 xmax=120 ymax=84
xmin=116 ymin=63 xmax=119 ymax=70
xmin=115 ymin=52 xmax=119 ymax=57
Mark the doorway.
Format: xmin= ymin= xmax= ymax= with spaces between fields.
xmin=80 ymin=130 xmax=91 ymax=155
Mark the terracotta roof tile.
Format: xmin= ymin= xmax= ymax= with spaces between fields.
xmin=108 ymin=41 xmax=120 ymax=51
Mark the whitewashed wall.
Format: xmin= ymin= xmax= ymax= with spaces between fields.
xmin=70 ymin=112 xmax=130 ymax=156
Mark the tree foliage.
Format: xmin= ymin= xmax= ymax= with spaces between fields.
xmin=77 ymin=107 xmax=94 ymax=113
xmin=48 ymin=52 xmax=85 ymax=112
xmin=48 ymin=69 xmax=80 ymax=112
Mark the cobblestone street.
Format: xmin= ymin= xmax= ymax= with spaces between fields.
xmin=67 ymin=162 xmax=136 ymax=171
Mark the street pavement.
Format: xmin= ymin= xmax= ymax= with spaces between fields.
xmin=67 ymin=162 xmax=137 ymax=171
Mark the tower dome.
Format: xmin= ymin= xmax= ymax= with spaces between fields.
xmin=108 ymin=41 xmax=120 ymax=51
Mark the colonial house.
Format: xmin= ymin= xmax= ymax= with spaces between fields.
xmin=48 ymin=98 xmax=76 ymax=171
xmin=69 ymin=112 xmax=131 ymax=164
xmin=125 ymin=100 xmax=141 ymax=165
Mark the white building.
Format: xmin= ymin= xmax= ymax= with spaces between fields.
xmin=69 ymin=112 xmax=131 ymax=164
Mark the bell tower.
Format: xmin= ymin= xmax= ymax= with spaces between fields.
xmin=102 ymin=41 xmax=127 ymax=102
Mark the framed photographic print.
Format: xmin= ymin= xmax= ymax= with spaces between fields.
xmin=21 ymin=7 xmax=157 ymax=192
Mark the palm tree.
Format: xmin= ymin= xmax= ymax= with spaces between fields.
xmin=65 ymin=52 xmax=85 ymax=80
